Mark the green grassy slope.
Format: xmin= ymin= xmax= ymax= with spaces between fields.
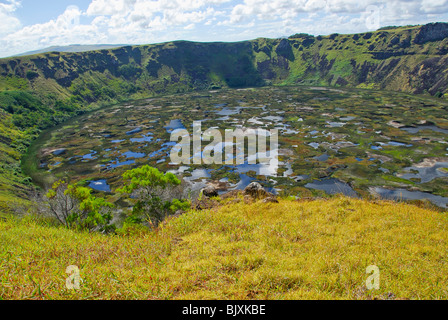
xmin=0 ymin=110 xmax=32 ymax=208
xmin=0 ymin=23 xmax=448 ymax=207
xmin=1 ymin=23 xmax=447 ymax=108
xmin=2 ymin=23 xmax=448 ymax=103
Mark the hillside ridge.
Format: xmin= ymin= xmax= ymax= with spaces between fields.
xmin=13 ymin=44 xmax=129 ymax=57
xmin=2 ymin=23 xmax=448 ymax=97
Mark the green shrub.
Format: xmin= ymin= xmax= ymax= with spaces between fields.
xmin=117 ymin=165 xmax=190 ymax=227
xmin=118 ymin=63 xmax=142 ymax=79
xmin=45 ymin=180 xmax=115 ymax=232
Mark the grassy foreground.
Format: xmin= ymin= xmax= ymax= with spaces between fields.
xmin=1 ymin=196 xmax=447 ymax=300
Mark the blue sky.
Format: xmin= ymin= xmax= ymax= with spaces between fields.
xmin=14 ymin=0 xmax=92 ymax=25
xmin=1 ymin=0 xmax=448 ymax=58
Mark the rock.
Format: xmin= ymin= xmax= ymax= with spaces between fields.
xmin=388 ymin=120 xmax=404 ymax=128
xmin=207 ymin=180 xmax=230 ymax=192
xmin=262 ymin=197 xmax=279 ymax=204
xmin=243 ymin=182 xmax=264 ymax=196
xmin=220 ymin=190 xmax=243 ymax=201
xmin=243 ymin=182 xmax=274 ymax=200
xmin=201 ymin=186 xmax=218 ymax=198
xmin=193 ymin=198 xmax=220 ymax=211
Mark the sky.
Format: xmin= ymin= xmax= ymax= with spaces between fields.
xmin=0 ymin=0 xmax=447 ymax=58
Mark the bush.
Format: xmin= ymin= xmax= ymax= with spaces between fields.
xmin=117 ymin=165 xmax=191 ymax=227
xmin=45 ymin=180 xmax=115 ymax=232
xmin=289 ymin=33 xmax=313 ymax=39
xmin=118 ymin=63 xmax=142 ymax=79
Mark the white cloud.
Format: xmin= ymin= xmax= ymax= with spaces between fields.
xmin=5 ymin=5 xmax=85 ymax=40
xmin=85 ymin=0 xmax=228 ymax=35
xmin=87 ymin=0 xmax=136 ymax=16
xmin=420 ymin=0 xmax=448 ymax=14
xmin=226 ymin=0 xmax=448 ymax=25
xmin=0 ymin=0 xmax=22 ymax=37
xmin=0 ymin=5 xmax=106 ymax=57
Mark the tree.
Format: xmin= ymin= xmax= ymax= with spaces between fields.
xmin=288 ymin=33 xmax=313 ymax=39
xmin=46 ymin=180 xmax=114 ymax=232
xmin=117 ymin=166 xmax=190 ymax=227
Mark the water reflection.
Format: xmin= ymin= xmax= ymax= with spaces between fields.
xmin=372 ymin=187 xmax=448 ymax=208
xmin=305 ymin=178 xmax=357 ymax=197
xmin=131 ymin=133 xmax=153 ymax=143
xmin=398 ymin=162 xmax=448 ymax=183
xmin=82 ymin=151 xmax=97 ymax=161
xmin=122 ymin=151 xmax=146 ymax=159
xmin=105 ymin=159 xmax=136 ymax=169
xmin=88 ymin=179 xmax=111 ymax=192
xmin=314 ymin=153 xmax=329 ymax=161
xmin=401 ymin=125 xmax=448 ymax=135
xmin=216 ymin=107 xmax=243 ymax=116
xmin=165 ymin=120 xmax=185 ymax=133
xmin=126 ymin=127 xmax=142 ymax=135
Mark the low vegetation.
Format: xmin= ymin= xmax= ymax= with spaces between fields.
xmin=1 ymin=196 xmax=447 ymax=300
xmin=24 ymin=166 xmax=190 ymax=234
xmin=45 ymin=180 xmax=114 ymax=232
xmin=116 ymin=165 xmax=191 ymax=228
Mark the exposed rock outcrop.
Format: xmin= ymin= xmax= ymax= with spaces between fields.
xmin=243 ymin=182 xmax=277 ymax=202
xmin=414 ymin=22 xmax=448 ymax=44
xmin=201 ymin=186 xmax=218 ymax=198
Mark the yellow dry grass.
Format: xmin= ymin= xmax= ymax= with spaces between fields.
xmin=1 ymin=196 xmax=447 ymax=300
